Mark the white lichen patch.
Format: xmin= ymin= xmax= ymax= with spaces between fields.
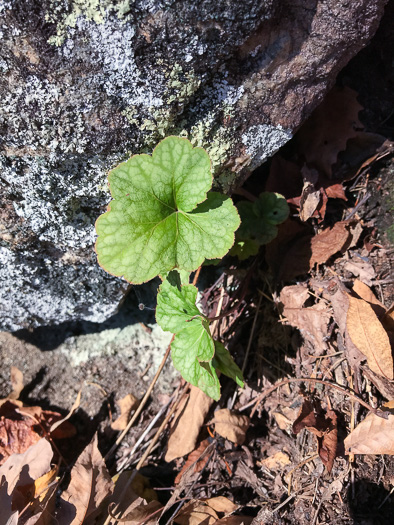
xmin=1 ymin=153 xmax=123 ymax=249
xmin=0 ymin=246 xmax=124 ymax=331
xmin=242 ymin=124 xmax=293 ymax=171
xmin=62 ymin=321 xmax=173 ymax=374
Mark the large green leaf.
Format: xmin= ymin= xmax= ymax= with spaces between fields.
xmin=95 ymin=136 xmax=240 ymax=284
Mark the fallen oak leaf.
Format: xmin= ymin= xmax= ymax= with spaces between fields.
xmin=345 ymin=401 xmax=394 ymax=455
xmin=347 ymin=295 xmax=393 ymax=379
xmin=211 ymin=408 xmax=250 ymax=445
xmin=57 ymin=433 xmax=114 ymax=525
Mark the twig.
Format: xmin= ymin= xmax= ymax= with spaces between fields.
xmin=344 ymin=192 xmax=371 ymax=220
xmin=107 ymin=385 xmax=189 ymax=525
xmin=287 ymin=454 xmax=319 ymax=495
xmin=192 ymin=266 xmax=202 ymax=286
xmin=241 ymin=377 xmax=385 ymax=418
xmin=104 ymin=337 xmax=173 ymax=461
xmin=229 ymin=294 xmax=262 ymax=409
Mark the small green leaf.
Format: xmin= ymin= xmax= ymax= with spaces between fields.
xmin=156 ymin=278 xmax=220 ymax=399
xmin=156 ymin=278 xmax=202 ymax=334
xmin=95 ymin=136 xmax=240 ymax=284
xmin=212 ymin=341 xmax=244 ymax=388
xmin=230 ymin=192 xmax=289 ymax=258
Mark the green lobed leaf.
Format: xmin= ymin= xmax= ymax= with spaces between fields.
xmin=212 ymin=341 xmax=244 ymax=388
xmin=231 ymin=192 xmax=289 ymax=258
xmin=95 ymin=136 xmax=240 ymax=284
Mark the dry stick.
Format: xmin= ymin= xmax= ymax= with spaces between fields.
xmin=229 ymin=294 xmax=262 ymax=410
xmin=243 ymin=377 xmax=385 ymax=418
xmin=104 ymin=337 xmax=173 ymax=461
xmin=106 ymin=385 xmax=189 ymax=525
xmin=192 ymin=266 xmax=202 ymax=286
xmin=287 ymin=454 xmax=319 ymax=496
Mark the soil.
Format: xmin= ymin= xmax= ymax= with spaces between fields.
xmin=1 ymin=3 xmax=394 ymax=524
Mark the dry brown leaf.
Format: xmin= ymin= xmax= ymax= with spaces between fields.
xmin=347 ymin=295 xmax=393 ymax=379
xmin=280 ymin=285 xmax=309 ymax=309
xmin=344 ymin=404 xmax=394 ymax=455
xmin=310 ymin=222 xmax=351 ymax=266
xmin=57 ymin=433 xmax=114 ymax=525
xmin=111 ymin=393 xmax=139 ymax=431
xmin=293 ymin=399 xmax=338 ymax=473
xmin=0 ymin=402 xmax=42 ymax=465
xmin=204 ymin=496 xmax=238 ymax=514
xmin=111 ymin=499 xmax=162 ymax=524
xmin=260 ymin=451 xmax=291 ymax=471
xmin=381 ymin=304 xmax=394 ymax=333
xmin=353 ymin=280 xmax=386 ymax=319
xmin=343 ymin=259 xmax=376 ymax=286
xmin=212 ymin=409 xmax=250 ymax=445
xmin=165 ymin=386 xmax=213 ymax=462
xmin=273 ymin=412 xmax=292 ymax=431
xmin=174 ymin=439 xmax=211 ymax=485
xmin=215 ymin=518 xmax=253 ymax=525
xmin=9 ymin=367 xmax=24 ymax=401
xmin=33 ymin=466 xmax=58 ymax=501
xmin=174 ymin=499 xmax=218 ymax=525
xmin=0 ymin=439 xmax=53 ymax=523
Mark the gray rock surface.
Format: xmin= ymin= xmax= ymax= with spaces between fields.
xmin=0 ymin=0 xmax=387 ymax=330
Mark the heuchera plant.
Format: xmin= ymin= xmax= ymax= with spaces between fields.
xmin=95 ymin=136 xmax=242 ymax=400
xmin=95 ymin=136 xmax=289 ymax=400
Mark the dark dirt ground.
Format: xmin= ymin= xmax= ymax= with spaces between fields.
xmin=1 ymin=2 xmax=394 ymax=524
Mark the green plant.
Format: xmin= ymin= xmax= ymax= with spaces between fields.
xmin=96 ymin=136 xmax=242 ymax=399
xmin=95 ymin=136 xmax=288 ymax=399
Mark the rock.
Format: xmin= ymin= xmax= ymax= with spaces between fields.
xmin=0 ymin=0 xmax=387 ymax=330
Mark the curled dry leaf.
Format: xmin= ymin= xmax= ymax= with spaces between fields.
xmin=57 ymin=433 xmax=114 ymax=525
xmin=345 ymin=402 xmax=394 ymax=455
xmin=346 ymin=295 xmax=393 ymax=380
xmin=212 ymin=408 xmax=250 ymax=445
xmin=111 ymin=393 xmax=139 ymax=431
xmin=292 ymin=399 xmax=338 ymax=473
xmin=165 ymin=386 xmax=213 ymax=462
xmin=0 ymin=439 xmax=53 ymax=523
